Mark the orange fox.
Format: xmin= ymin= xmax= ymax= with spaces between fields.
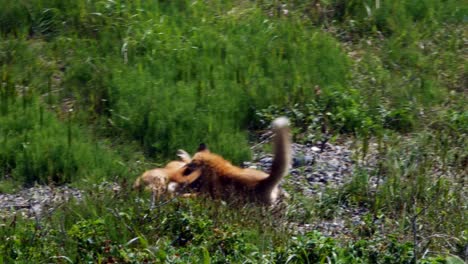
xmin=133 ymin=150 xmax=201 ymax=198
xmin=173 ymin=117 xmax=291 ymax=204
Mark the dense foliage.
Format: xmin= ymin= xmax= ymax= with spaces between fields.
xmin=0 ymin=0 xmax=466 ymax=262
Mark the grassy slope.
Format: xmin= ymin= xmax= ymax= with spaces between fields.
xmin=0 ymin=0 xmax=466 ymax=262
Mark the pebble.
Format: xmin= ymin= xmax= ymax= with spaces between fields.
xmin=311 ymin=146 xmax=321 ymax=152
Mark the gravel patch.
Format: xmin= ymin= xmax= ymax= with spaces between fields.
xmin=247 ymin=141 xmax=359 ymax=196
xmin=0 ymin=185 xmax=83 ymax=219
xmin=246 ymin=139 xmax=376 ymax=237
xmin=0 ymin=182 xmax=122 ymax=219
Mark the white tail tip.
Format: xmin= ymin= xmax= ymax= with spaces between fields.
xmin=272 ymin=116 xmax=290 ymax=129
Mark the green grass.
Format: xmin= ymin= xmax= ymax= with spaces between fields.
xmin=0 ymin=0 xmax=467 ymax=262
xmin=0 ymin=189 xmax=435 ymax=263
xmin=0 ymin=95 xmax=128 ymax=186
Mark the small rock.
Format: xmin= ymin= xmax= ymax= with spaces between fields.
xmin=292 ymin=156 xmax=303 ymax=167
xmin=304 ymin=155 xmax=314 ymax=165
xmin=260 ymin=157 xmax=273 ymax=164
xmin=311 ymin=146 xmax=321 ymax=152
xmin=290 ymin=169 xmax=300 ymax=176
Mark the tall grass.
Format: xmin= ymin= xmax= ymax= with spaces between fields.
xmin=0 ymin=94 xmax=126 ymax=186
xmin=1 ymin=0 xmax=350 ymax=162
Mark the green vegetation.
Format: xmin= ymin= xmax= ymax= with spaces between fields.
xmin=1 ymin=0 xmax=466 ymax=262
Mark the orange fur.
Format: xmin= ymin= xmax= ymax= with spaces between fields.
xmin=174 ymin=117 xmax=291 ymax=204
xmin=133 ymin=150 xmax=201 ymax=198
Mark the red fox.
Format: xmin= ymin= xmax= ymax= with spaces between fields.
xmin=133 ymin=150 xmax=200 ymax=198
xmin=173 ymin=117 xmax=291 ymax=204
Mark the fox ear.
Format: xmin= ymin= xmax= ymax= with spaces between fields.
xmin=197 ymin=143 xmax=209 ymax=152
xmin=177 ymin=149 xmax=192 ymax=163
